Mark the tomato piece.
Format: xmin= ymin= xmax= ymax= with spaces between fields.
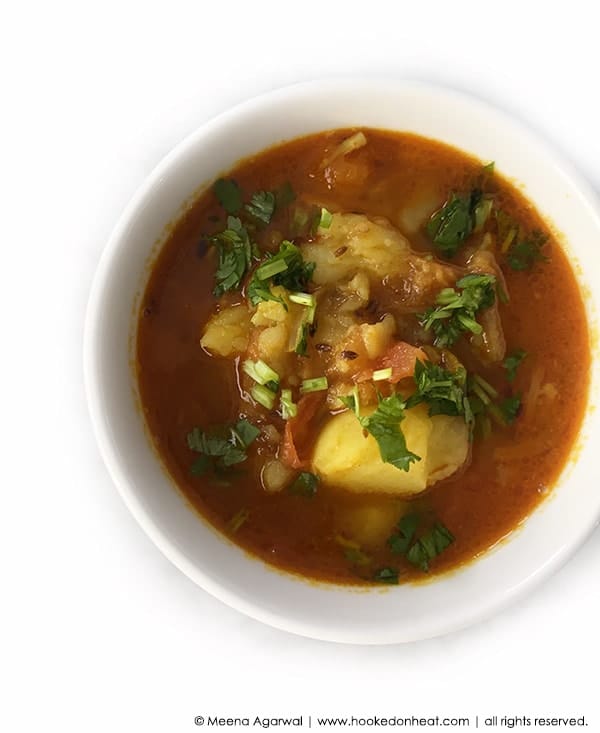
xmin=280 ymin=393 xmax=326 ymax=469
xmin=355 ymin=341 xmax=425 ymax=384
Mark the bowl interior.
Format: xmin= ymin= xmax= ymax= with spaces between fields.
xmin=85 ymin=79 xmax=600 ymax=643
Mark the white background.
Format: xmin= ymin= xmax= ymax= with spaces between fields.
xmin=2 ymin=1 xmax=599 ymax=731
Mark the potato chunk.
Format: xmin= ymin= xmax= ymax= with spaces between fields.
xmin=304 ymin=213 xmax=460 ymax=310
xmin=304 ymin=213 xmax=413 ymax=285
xmin=200 ymin=305 xmax=251 ymax=356
xmin=311 ymin=404 xmax=468 ymax=496
xmin=336 ymin=500 xmax=406 ymax=548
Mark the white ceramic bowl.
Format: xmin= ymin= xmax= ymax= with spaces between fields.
xmin=84 ymin=79 xmax=600 ymax=644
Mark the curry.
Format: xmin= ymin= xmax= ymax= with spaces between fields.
xmin=137 ymin=129 xmax=590 ymax=585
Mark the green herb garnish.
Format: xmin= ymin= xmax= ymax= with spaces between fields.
xmin=251 ymin=384 xmax=277 ymax=410
xmin=497 ymin=394 xmax=522 ymax=425
xmin=406 ymin=359 xmax=471 ymax=422
xmin=419 ymin=274 xmax=497 ymax=348
xmin=473 ymin=197 xmax=493 ymax=233
xmin=503 ymin=349 xmax=527 ymax=383
xmin=246 ymin=279 xmax=285 ymax=308
xmin=300 ymin=376 xmax=328 ymax=393
xmin=242 ymin=359 xmax=280 ymax=388
xmin=280 ymin=389 xmax=298 ymax=419
xmin=295 ymin=322 xmax=309 ymax=356
xmin=426 ymin=189 xmax=482 ymax=257
xmin=343 ymin=392 xmax=421 ymax=472
xmin=406 ymin=523 xmax=455 ymax=572
xmin=289 ymin=471 xmax=319 ymax=497
xmin=387 ymin=513 xmax=455 ymax=573
xmin=468 ymin=374 xmax=521 ymax=430
xmin=373 ymin=567 xmax=399 ymax=584
xmin=507 ymin=230 xmax=549 ymax=271
xmin=211 ymin=216 xmax=254 ymax=297
xmin=213 ymin=178 xmax=242 ymax=214
xmin=388 ymin=513 xmax=420 ymax=556
xmin=187 ymin=418 xmax=260 ymax=474
xmin=247 ymin=241 xmax=315 ymax=306
xmin=244 ymin=190 xmax=276 ymax=225
xmin=318 ymin=207 xmax=333 ymax=229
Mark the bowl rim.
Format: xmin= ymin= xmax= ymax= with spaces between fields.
xmin=84 ymin=77 xmax=600 ymax=644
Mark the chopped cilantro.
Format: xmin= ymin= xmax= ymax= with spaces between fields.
xmin=231 ymin=418 xmax=262 ymax=447
xmin=406 ymin=523 xmax=454 ymax=572
xmin=295 ymin=321 xmax=309 ymax=356
xmin=343 ymin=392 xmax=421 ymax=472
xmin=498 ymin=394 xmax=522 ymax=425
xmin=318 ymin=207 xmax=333 ymax=229
xmin=289 ymin=471 xmax=319 ymax=497
xmin=373 ymin=567 xmax=399 ymax=584
xmin=280 ymin=389 xmax=298 ymax=419
xmin=468 ymin=374 xmax=522 ymax=430
xmin=426 ymin=189 xmax=482 ymax=257
xmin=387 ymin=513 xmax=455 ymax=573
xmin=300 ymin=376 xmax=328 ymax=394
xmin=507 ymin=230 xmax=549 ymax=271
xmin=247 ymin=240 xmax=315 ymax=307
xmin=245 ymin=190 xmax=276 ymax=225
xmin=271 ymin=241 xmax=316 ymax=291
xmin=211 ymin=216 xmax=254 ymax=297
xmin=406 ymin=359 xmax=472 ymax=422
xmin=186 ymin=418 xmax=260 ymax=474
xmin=213 ymin=178 xmax=242 ymax=214
xmin=251 ymin=384 xmax=276 ymax=410
xmin=503 ymin=349 xmax=527 ymax=383
xmin=388 ymin=513 xmax=420 ymax=556
xmin=419 ymin=273 xmax=497 ymax=348
xmin=246 ymin=279 xmax=285 ymax=308
xmin=473 ymin=197 xmax=493 ymax=233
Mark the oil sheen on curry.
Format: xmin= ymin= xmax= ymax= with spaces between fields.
xmin=137 ymin=129 xmax=590 ymax=585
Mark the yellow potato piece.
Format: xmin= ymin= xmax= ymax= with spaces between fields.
xmin=311 ymin=405 xmax=468 ymax=496
xmin=200 ymin=305 xmax=251 ymax=356
xmin=303 ymin=213 xmax=412 ymax=285
xmin=336 ymin=499 xmax=407 ymax=548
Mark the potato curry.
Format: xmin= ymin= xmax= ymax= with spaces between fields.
xmin=137 ymin=129 xmax=589 ymax=585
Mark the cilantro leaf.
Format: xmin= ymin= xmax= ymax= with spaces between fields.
xmin=406 ymin=359 xmax=471 ymax=422
xmin=186 ymin=418 xmax=260 ymax=475
xmin=247 ymin=240 xmax=315 ymax=306
xmin=289 ymin=471 xmax=319 ymax=497
xmin=503 ymin=349 xmax=527 ymax=383
xmin=507 ymin=230 xmax=548 ymax=271
xmin=246 ymin=278 xmax=286 ymax=308
xmin=245 ymin=191 xmax=276 ymax=225
xmin=498 ymin=394 xmax=521 ymax=425
xmin=386 ymin=513 xmax=455 ymax=573
xmin=373 ymin=567 xmax=399 ymax=584
xmin=355 ymin=393 xmax=420 ymax=472
xmin=426 ymin=190 xmax=481 ymax=257
xmin=388 ymin=513 xmax=420 ymax=555
xmin=213 ymin=178 xmax=242 ymax=214
xmin=418 ymin=274 xmax=496 ymax=348
xmin=272 ymin=241 xmax=316 ymax=291
xmin=406 ymin=523 xmax=454 ymax=572
xmin=211 ymin=216 xmax=254 ymax=297
xmin=231 ymin=419 xmax=261 ymax=448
